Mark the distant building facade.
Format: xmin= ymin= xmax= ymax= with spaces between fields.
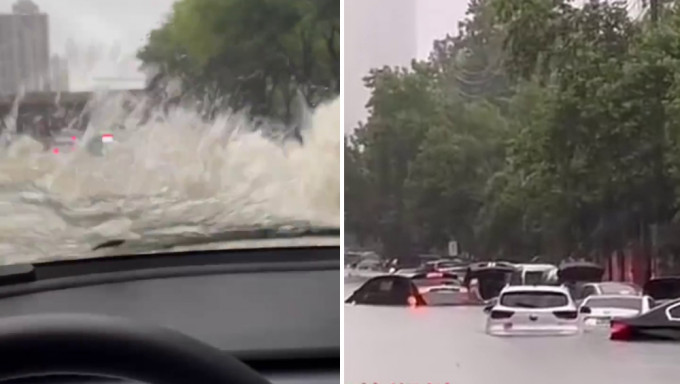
xmin=49 ymin=55 xmax=69 ymax=92
xmin=0 ymin=0 xmax=50 ymax=95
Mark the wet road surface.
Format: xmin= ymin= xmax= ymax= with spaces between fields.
xmin=345 ymin=281 xmax=680 ymax=384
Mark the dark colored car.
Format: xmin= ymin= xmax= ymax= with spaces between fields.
xmin=610 ymin=298 xmax=680 ymax=341
xmin=345 ymin=275 xmax=427 ymax=307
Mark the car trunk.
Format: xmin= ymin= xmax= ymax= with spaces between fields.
xmin=557 ymin=263 xmax=604 ymax=283
xmin=644 ymin=277 xmax=680 ymax=301
xmin=475 ymin=269 xmax=513 ymax=301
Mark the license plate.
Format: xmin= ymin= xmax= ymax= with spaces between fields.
xmin=503 ymin=323 xmax=513 ymax=330
xmin=585 ymin=318 xmax=608 ymax=326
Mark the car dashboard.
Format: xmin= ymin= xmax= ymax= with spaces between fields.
xmin=0 ymin=245 xmax=340 ymax=383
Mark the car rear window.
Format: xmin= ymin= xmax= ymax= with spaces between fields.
xmin=599 ymin=283 xmax=638 ymax=295
xmin=585 ymin=297 xmax=641 ymax=311
xmin=500 ymin=291 xmax=569 ymax=308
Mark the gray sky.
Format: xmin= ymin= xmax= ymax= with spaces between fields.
xmin=344 ymin=0 xmax=467 ymax=134
xmin=0 ymin=0 xmax=177 ymax=90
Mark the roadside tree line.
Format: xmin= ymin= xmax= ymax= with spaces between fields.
xmin=137 ymin=0 xmax=339 ymax=124
xmin=346 ymin=0 xmax=680 ymax=268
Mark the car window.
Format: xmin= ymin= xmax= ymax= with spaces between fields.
xmin=668 ymin=304 xmax=680 ymax=320
xmin=584 ymin=297 xmax=641 ymax=311
xmin=580 ymin=286 xmax=596 ymax=299
xmin=499 ymin=291 xmax=569 ymax=308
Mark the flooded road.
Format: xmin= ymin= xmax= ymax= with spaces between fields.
xmin=344 ymin=282 xmax=680 ymax=384
xmin=0 ymin=92 xmax=339 ymax=264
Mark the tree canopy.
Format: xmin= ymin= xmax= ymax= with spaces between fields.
xmin=345 ymin=0 xmax=680 ymax=265
xmin=138 ymin=0 xmax=339 ymax=123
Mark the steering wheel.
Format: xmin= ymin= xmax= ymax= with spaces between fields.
xmin=0 ymin=313 xmax=271 ymax=384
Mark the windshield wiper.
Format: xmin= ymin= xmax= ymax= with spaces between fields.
xmin=92 ymin=225 xmax=340 ymax=251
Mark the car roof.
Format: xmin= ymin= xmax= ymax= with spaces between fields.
xmin=583 ymin=294 xmax=643 ymax=301
xmin=500 ymin=285 xmax=569 ymax=294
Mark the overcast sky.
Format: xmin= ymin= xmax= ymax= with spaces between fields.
xmin=344 ymin=0 xmax=467 ymax=134
xmin=0 ymin=0 xmax=177 ymax=90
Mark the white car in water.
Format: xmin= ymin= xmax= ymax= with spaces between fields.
xmin=579 ymin=294 xmax=656 ymax=330
xmin=485 ymin=285 xmax=580 ymax=336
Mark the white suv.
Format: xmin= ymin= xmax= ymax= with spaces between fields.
xmin=485 ymin=285 xmax=580 ymax=336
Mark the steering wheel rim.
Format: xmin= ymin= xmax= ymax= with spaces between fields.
xmin=0 ymin=313 xmax=271 ymax=384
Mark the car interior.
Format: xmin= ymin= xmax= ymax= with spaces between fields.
xmin=0 ymin=244 xmax=339 ymax=383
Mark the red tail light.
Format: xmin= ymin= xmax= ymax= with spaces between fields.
xmin=553 ymin=310 xmax=578 ymax=320
xmin=610 ymin=321 xmax=632 ymax=341
xmin=407 ymin=296 xmax=417 ymax=307
xmin=490 ymin=310 xmax=514 ymax=319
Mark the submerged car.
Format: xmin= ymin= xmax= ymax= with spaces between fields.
xmin=509 ymin=263 xmax=558 ymax=286
xmin=610 ymin=298 xmax=680 ymax=341
xmin=464 ymin=261 xmax=517 ymax=303
xmin=485 ymin=285 xmax=580 ymax=336
xmin=643 ymin=276 xmax=680 ymax=305
xmin=557 ymin=261 xmax=605 ymax=303
xmin=345 ymin=275 xmax=426 ymax=307
xmin=573 ymin=281 xmax=642 ymax=305
xmin=344 ymin=259 xmax=386 ymax=281
xmin=411 ymin=271 xmax=469 ymax=306
xmin=579 ymin=294 xmax=655 ymax=330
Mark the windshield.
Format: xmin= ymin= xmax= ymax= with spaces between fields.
xmin=500 ymin=291 xmax=569 ymax=309
xmin=584 ymin=297 xmax=642 ymax=311
xmin=0 ymin=0 xmax=339 ymax=264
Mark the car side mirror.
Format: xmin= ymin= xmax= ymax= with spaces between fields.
xmin=483 ymin=305 xmax=493 ymax=314
xmin=579 ymin=306 xmax=591 ymax=314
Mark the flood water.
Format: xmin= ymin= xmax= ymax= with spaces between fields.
xmin=0 ymin=91 xmax=339 ymax=264
xmin=344 ymin=281 xmax=680 ymax=384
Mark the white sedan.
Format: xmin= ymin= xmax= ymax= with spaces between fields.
xmin=485 ymin=285 xmax=580 ymax=336
xmin=579 ymin=294 xmax=656 ymax=330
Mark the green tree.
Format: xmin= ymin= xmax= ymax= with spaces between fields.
xmin=138 ymin=0 xmax=339 ymax=123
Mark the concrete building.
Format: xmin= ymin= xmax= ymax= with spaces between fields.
xmin=49 ymin=54 xmax=69 ymax=92
xmin=0 ymin=0 xmax=50 ymax=95
xmin=344 ymin=0 xmax=418 ymax=134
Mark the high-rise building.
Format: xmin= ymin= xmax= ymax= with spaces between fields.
xmin=49 ymin=55 xmax=69 ymax=92
xmin=0 ymin=0 xmax=50 ymax=95
xmin=344 ymin=0 xmax=418 ymax=134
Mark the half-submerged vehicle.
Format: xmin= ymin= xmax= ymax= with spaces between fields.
xmin=610 ymin=298 xmax=680 ymax=341
xmin=510 ymin=263 xmax=558 ymax=286
xmin=557 ymin=261 xmax=605 ymax=303
xmin=485 ymin=285 xmax=580 ymax=336
xmin=579 ymin=294 xmax=655 ymax=330
xmin=344 ymin=275 xmax=426 ymax=307
xmin=411 ymin=271 xmax=469 ymax=306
